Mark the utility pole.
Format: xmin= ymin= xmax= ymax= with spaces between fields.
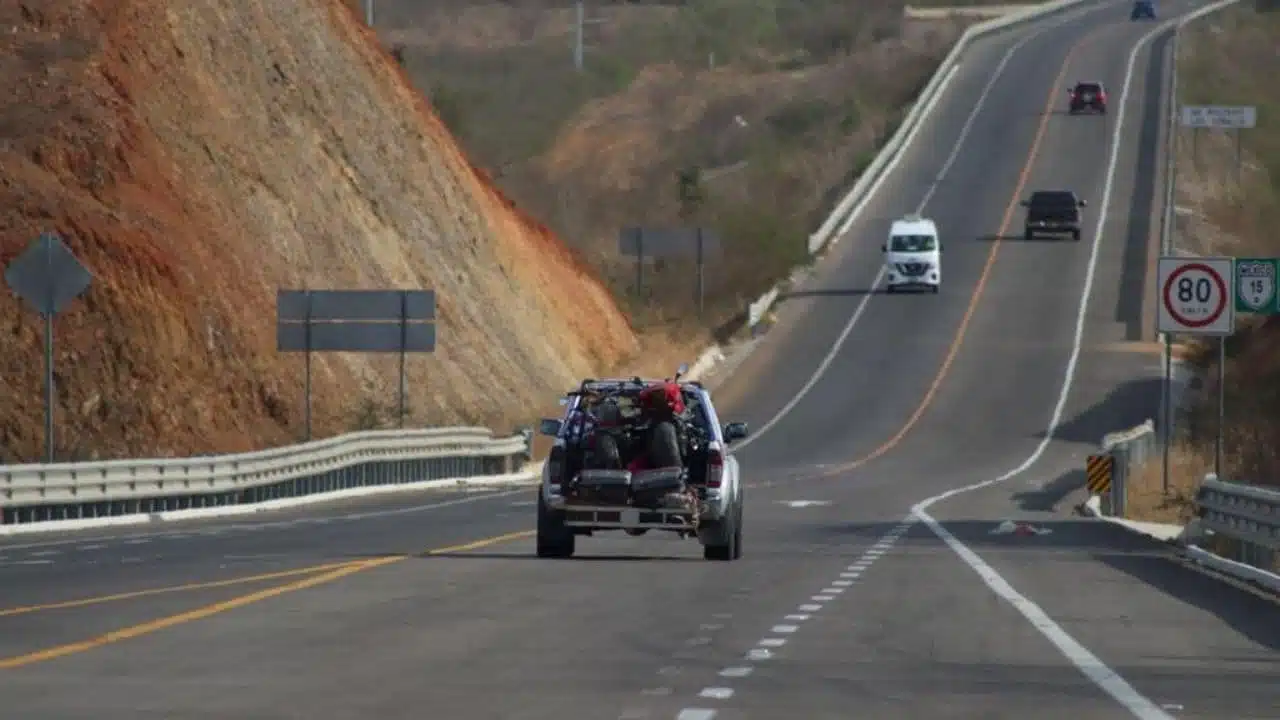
xmin=574 ymin=1 xmax=584 ymax=72
xmin=364 ymin=0 xmax=373 ymax=27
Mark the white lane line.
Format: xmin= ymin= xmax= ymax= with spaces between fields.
xmin=120 ymin=556 xmax=143 ymax=563
xmin=811 ymin=594 xmax=835 ymax=602
xmin=758 ymin=638 xmax=787 ymax=648
xmin=798 ymin=603 xmax=823 ymax=612
xmin=687 ymin=637 xmax=712 ymax=647
xmin=839 ymin=572 xmax=860 ymax=579
xmin=820 ymin=587 xmax=845 ymax=594
xmin=784 ymin=614 xmax=810 ymax=621
xmin=746 ymin=648 xmax=772 ymax=661
xmin=29 ymin=550 xmax=60 ymax=557
xmin=699 ymin=688 xmax=734 ymax=700
xmin=909 ymin=7 xmax=1238 ymax=720
xmin=719 ymin=667 xmax=753 ymax=678
xmin=77 ymin=544 xmax=106 ymax=551
xmin=832 ymin=580 xmax=854 ymax=587
xmin=676 ymin=710 xmax=716 ymax=720
xmin=123 ymin=539 xmax=150 ymax=545
xmin=12 ymin=559 xmax=53 ymax=566
xmin=731 ymin=5 xmax=1090 ymax=453
xmin=771 ymin=625 xmax=799 ymax=634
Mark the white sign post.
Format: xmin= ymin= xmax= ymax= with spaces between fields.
xmin=1181 ymin=105 xmax=1257 ymax=185
xmin=1157 ymin=256 xmax=1235 ymax=480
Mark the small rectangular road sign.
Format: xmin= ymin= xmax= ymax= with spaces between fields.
xmin=1180 ymin=105 xmax=1257 ymax=129
xmin=1086 ymin=455 xmax=1113 ymax=494
xmin=1234 ymin=257 xmax=1278 ymax=315
xmin=1157 ymin=256 xmax=1235 ymax=336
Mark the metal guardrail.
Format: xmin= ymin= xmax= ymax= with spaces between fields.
xmin=0 ymin=427 xmax=532 ymax=526
xmin=1094 ymin=419 xmax=1158 ymax=517
xmin=1194 ymin=475 xmax=1280 ymax=574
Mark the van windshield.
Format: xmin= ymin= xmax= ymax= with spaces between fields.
xmin=890 ymin=234 xmax=936 ymax=252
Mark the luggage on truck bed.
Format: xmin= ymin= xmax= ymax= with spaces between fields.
xmin=568 ymin=467 xmax=688 ymax=508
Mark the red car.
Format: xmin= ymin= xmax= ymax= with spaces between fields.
xmin=1068 ymin=81 xmax=1107 ymax=115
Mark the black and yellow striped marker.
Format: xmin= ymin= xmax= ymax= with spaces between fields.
xmin=1086 ymin=454 xmax=1113 ymax=494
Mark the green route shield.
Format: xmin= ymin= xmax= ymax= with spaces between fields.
xmin=1234 ymin=257 xmax=1279 ymax=314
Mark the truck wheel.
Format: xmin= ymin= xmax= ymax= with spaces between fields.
xmin=648 ymin=421 xmax=682 ymax=468
xmin=1024 ymin=229 xmax=1034 ymax=241
xmin=536 ymin=491 xmax=575 ymax=558
xmin=704 ymin=497 xmax=742 ymax=562
xmin=1072 ymin=229 xmax=1081 ymax=241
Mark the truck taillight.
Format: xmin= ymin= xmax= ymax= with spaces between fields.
xmin=707 ymin=448 xmax=724 ymax=488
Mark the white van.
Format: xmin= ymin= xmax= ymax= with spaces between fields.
xmin=883 ymin=214 xmax=942 ymax=294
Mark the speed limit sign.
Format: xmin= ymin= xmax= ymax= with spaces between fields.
xmin=1157 ymin=256 xmax=1235 ymax=335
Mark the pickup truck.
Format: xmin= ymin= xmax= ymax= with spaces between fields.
xmin=535 ymin=366 xmax=748 ymax=561
xmin=1021 ymin=189 xmax=1086 ymax=241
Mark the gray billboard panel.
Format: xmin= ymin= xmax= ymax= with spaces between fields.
xmin=618 ymin=228 xmax=720 ymax=258
xmin=277 ymin=321 xmax=436 ymax=353
xmin=277 ymin=289 xmax=435 ymax=322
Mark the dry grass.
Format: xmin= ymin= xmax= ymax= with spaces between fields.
xmin=1125 ymin=444 xmax=1211 ymax=524
xmin=0 ymin=0 xmax=638 ymax=461
xmin=382 ymin=0 xmax=983 ymax=336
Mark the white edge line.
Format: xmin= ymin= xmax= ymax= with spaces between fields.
xmin=910 ymin=5 xmax=1244 ymax=719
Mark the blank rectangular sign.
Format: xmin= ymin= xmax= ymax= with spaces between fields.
xmin=277 ymin=290 xmax=436 ymax=322
xmin=277 ymin=321 xmax=436 ymax=353
xmin=618 ymin=228 xmax=720 ymax=258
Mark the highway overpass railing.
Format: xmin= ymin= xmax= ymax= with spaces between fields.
xmin=0 ymin=427 xmax=533 ymax=527
xmin=1190 ymin=475 xmax=1280 ymax=590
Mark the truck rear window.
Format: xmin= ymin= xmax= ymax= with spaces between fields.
xmin=1030 ymin=192 xmax=1076 ymax=206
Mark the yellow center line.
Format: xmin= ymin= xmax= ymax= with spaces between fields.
xmin=0 ymin=530 xmax=534 ymax=670
xmin=0 ymin=561 xmax=361 ymax=618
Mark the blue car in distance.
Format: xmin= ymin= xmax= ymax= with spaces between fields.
xmin=1131 ymin=0 xmax=1156 ymax=19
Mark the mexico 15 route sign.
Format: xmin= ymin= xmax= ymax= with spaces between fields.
xmin=1234 ymin=257 xmax=1279 ymax=315
xmin=1157 ymin=256 xmax=1234 ymax=335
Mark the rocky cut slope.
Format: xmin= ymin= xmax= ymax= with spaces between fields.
xmin=0 ymin=0 xmax=637 ymax=461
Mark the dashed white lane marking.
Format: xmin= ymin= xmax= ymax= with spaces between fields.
xmin=12 ymin=559 xmax=53 ymax=566
xmin=120 ymin=556 xmax=143 ymax=563
xmin=77 ymin=544 xmax=106 ymax=551
xmin=123 ymin=538 xmax=150 ymax=545
xmin=29 ymin=550 xmax=60 ymax=557
xmin=674 ymin=519 xmax=913 ymax=719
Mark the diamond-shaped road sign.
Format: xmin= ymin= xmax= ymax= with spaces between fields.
xmin=5 ymin=232 xmax=92 ymax=316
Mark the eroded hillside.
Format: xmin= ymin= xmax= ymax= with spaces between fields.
xmin=0 ymin=0 xmax=637 ymax=461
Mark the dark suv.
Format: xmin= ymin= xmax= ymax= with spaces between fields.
xmin=1021 ymin=190 xmax=1086 ymax=241
xmin=1068 ymin=81 xmax=1107 ymax=114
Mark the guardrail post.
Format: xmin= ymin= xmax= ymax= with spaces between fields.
xmin=1112 ymin=447 xmax=1128 ymax=518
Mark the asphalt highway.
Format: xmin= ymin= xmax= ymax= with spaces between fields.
xmin=2 ymin=1 xmax=1276 ymax=718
